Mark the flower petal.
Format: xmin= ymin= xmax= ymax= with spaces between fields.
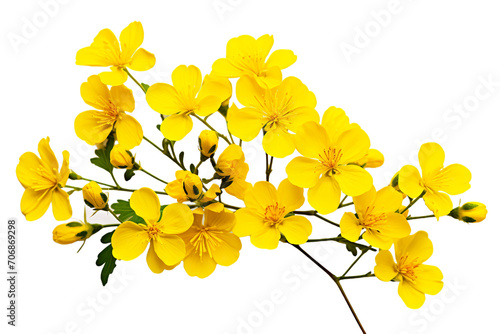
xmin=74 ymin=110 xmax=113 ymax=146
xmin=111 ymin=222 xmax=149 ymax=261
xmin=233 ymin=208 xmax=264 ymax=237
xmin=266 ymin=49 xmax=297 ymax=70
xmin=340 ymin=212 xmax=362 ymax=242
xmin=423 ymin=191 xmax=453 ymax=218
xmin=160 ymin=113 xmax=193 ymax=141
xmin=196 ymin=95 xmax=221 ymax=117
xmin=80 ymin=75 xmax=112 ymax=110
xmin=432 ymin=164 xmax=471 ymax=195
xmin=21 ymin=188 xmax=51 ymax=221
xmin=99 ymin=66 xmax=128 ymax=86
xmin=321 ymin=106 xmax=351 ymax=142
xmin=243 ymin=181 xmax=277 ymax=211
xmin=16 ymin=152 xmax=43 ymax=188
xmin=130 ymin=187 xmax=160 ymax=223
xmin=262 ymin=128 xmax=295 ymax=158
xmin=38 ymin=137 xmax=58 ymax=171
xmin=336 ymin=128 xmax=371 ymax=163
xmin=227 ymin=105 xmax=264 ymax=141
xmin=398 ymin=280 xmax=426 ymax=309
xmin=110 ymin=85 xmax=135 ymax=112
xmin=395 ymin=231 xmax=433 ymax=264
xmin=158 ymin=203 xmax=193 ymax=234
xmin=128 ymin=48 xmax=155 ymax=71
xmin=172 ymin=65 xmax=202 ymax=96
xmin=277 ymin=178 xmax=304 ymax=212
xmin=374 ymin=250 xmax=398 ymax=281
xmin=51 ymin=188 xmax=72 ymax=221
xmin=119 ymin=21 xmax=144 ymax=60
xmin=183 ymin=250 xmax=217 ymax=278
xmin=335 ymin=165 xmax=373 ymax=196
xmin=146 ymin=83 xmax=182 ymax=115
xmin=308 ymin=175 xmax=341 ymax=214
xmin=419 ymin=143 xmax=445 ymax=179
xmin=146 ymin=242 xmax=178 ymax=274
xmin=115 ymin=114 xmax=143 ymax=149
xmin=250 ymin=227 xmax=281 ymax=249
xmin=236 ymin=75 xmax=266 ymax=109
xmin=212 ymin=233 xmax=242 ymax=266
xmin=286 ymin=157 xmax=323 ymax=188
xmin=398 ymin=165 xmax=425 ymax=198
xmin=211 ymin=58 xmax=242 ymax=77
xmin=279 ymin=216 xmax=312 ymax=244
xmin=414 ymin=264 xmax=443 ymax=295
xmin=76 ymin=29 xmax=120 ymax=67
xmin=353 ymin=186 xmax=376 ymax=215
xmin=294 ymin=122 xmax=330 ymax=159
xmin=372 ymin=186 xmax=403 ymax=214
xmin=153 ymin=235 xmax=186 ymax=266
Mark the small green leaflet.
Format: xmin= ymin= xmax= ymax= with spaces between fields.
xmin=96 ymin=231 xmax=117 ymax=286
xmin=90 ymin=136 xmax=115 ymax=173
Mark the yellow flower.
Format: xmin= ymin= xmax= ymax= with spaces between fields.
xmin=355 ymin=148 xmax=384 ymax=168
xmin=228 ymin=76 xmax=319 ymax=158
xmin=374 ymin=231 xmax=443 ymax=309
xmin=166 ymin=171 xmax=220 ymax=203
xmin=76 ymin=21 xmax=156 ymax=86
xmin=111 ymin=188 xmax=193 ymax=274
xmin=286 ymin=113 xmax=373 ymax=214
xmin=340 ymin=186 xmax=411 ymax=249
xmin=212 ymin=34 xmax=296 ymax=88
xmin=16 ymin=137 xmax=72 ymax=221
xmin=83 ymin=181 xmax=108 ymax=210
xmin=198 ymin=130 xmax=218 ymax=159
xmin=53 ymin=221 xmax=95 ymax=245
xmin=215 ymin=144 xmax=252 ymax=200
xmin=449 ymin=202 xmax=487 ymax=223
xmin=110 ymin=145 xmax=135 ymax=169
xmin=75 ymin=75 xmax=142 ymax=150
xmin=180 ymin=205 xmax=241 ymax=278
xmin=146 ymin=65 xmax=226 ymax=141
xmin=233 ymin=179 xmax=312 ymax=249
xmin=398 ymin=143 xmax=471 ymax=218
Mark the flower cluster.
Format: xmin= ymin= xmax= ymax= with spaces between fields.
xmin=16 ymin=21 xmax=488 ymax=331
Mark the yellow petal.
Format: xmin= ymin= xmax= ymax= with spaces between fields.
xmin=294 ymin=122 xmax=330 ymax=159
xmin=160 ymin=114 xmax=193 ymax=141
xmin=158 ymin=203 xmax=193 ymax=234
xmin=363 ymin=231 xmax=394 ymax=250
xmin=340 ymin=212 xmax=362 ymax=242
xmin=198 ymin=74 xmax=232 ymax=102
xmin=432 ymin=164 xmax=471 ymax=195
xmin=110 ymin=85 xmax=135 ymax=112
xmin=262 ymin=128 xmax=295 ymax=158
xmin=226 ymin=178 xmax=252 ymax=200
xmin=335 ymin=165 xmax=373 ymax=196
xmin=153 ymin=235 xmax=186 ymax=266
xmin=204 ymin=209 xmax=235 ymax=231
xmin=128 ymin=48 xmax=156 ymax=71
xmin=119 ymin=21 xmax=144 ymax=60
xmin=146 ymin=242 xmax=178 ymax=274
xmin=353 ymin=186 xmax=376 ymax=215
xmin=286 ymin=157 xmax=323 ymax=188
xmin=395 ymin=231 xmax=433 ymax=264
xmin=279 ymin=216 xmax=312 ymax=244
xmin=256 ymin=34 xmax=274 ymax=59
xmin=398 ymin=280 xmax=426 ymax=309
xmin=211 ymin=58 xmax=242 ymax=77
xmin=398 ymin=165 xmax=425 ymax=198
xmin=115 ymin=114 xmax=143 ymax=149
xmin=266 ymin=49 xmax=297 ymax=70
xmin=277 ymin=178 xmax=304 ymax=212
xmin=74 ymin=110 xmax=113 ymax=146
xmin=227 ymin=105 xmax=264 ymax=141
xmin=21 ymin=188 xmax=51 ymax=221
xmin=285 ymin=107 xmax=320 ymax=133
xmin=183 ymin=251 xmax=217 ymax=278
xmin=374 ymin=250 xmax=398 ymax=281
xmin=146 ymin=83 xmax=182 ymax=115
xmin=172 ymin=65 xmax=202 ymax=96
xmin=414 ymin=265 xmax=443 ymax=295
xmin=212 ymin=233 xmax=242 ymax=266
xmin=423 ymin=191 xmax=453 ymax=218
xmin=236 ymin=75 xmax=266 ymax=109
xmin=250 ymin=226 xmax=281 ymax=249
xmin=99 ymin=66 xmax=128 ymax=86
xmin=59 ymin=151 xmax=70 ymax=187
xmin=244 ymin=181 xmax=277 ymax=211
xmin=419 ymin=143 xmax=445 ymax=179
xmin=336 ymin=128 xmax=371 ymax=163
xmin=38 ymin=137 xmax=58 ymax=171
xmin=321 ymin=106 xmax=351 ymax=142
xmin=255 ymin=66 xmax=282 ymax=88
xmin=16 ymin=152 xmax=43 ymax=188
xmin=76 ymin=29 xmax=120 ymax=66
xmin=308 ymin=175 xmax=341 ymax=214
xmin=111 ymin=222 xmax=149 ymax=261
xmin=80 ymin=75 xmax=112 ymax=110
xmin=196 ymin=95 xmax=221 ymax=117
xmin=130 ymin=187 xmax=160 ymax=223
xmin=372 ymin=186 xmax=403 ymax=214
xmin=51 ymin=188 xmax=72 ymax=221
xmin=233 ymin=208 xmax=264 ymax=237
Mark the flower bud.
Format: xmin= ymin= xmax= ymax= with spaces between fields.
xmin=110 ymin=145 xmax=134 ymax=169
xmin=449 ymin=202 xmax=487 ymax=223
xmin=198 ymin=130 xmax=218 ymax=159
xmin=182 ymin=173 xmax=204 ymax=201
xmin=361 ymin=149 xmax=384 ymax=168
xmin=82 ymin=181 xmax=108 ymax=210
xmin=53 ymin=221 xmax=98 ymax=245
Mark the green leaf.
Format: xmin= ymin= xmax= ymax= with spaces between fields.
xmin=90 ymin=136 xmax=115 ymax=173
xmin=110 ymin=200 xmax=146 ymax=225
xmin=346 ymin=243 xmax=358 ymax=257
xmin=141 ymin=83 xmax=150 ymax=92
xmin=124 ymin=169 xmax=136 ymax=181
xmin=96 ymin=244 xmax=117 ymax=286
xmin=179 ymin=151 xmax=185 ymax=166
xmin=96 ymin=230 xmax=117 ymax=286
xmin=190 ymin=163 xmax=196 ymax=174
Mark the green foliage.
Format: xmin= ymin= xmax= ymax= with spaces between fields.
xmin=90 ymin=137 xmax=115 ymax=173
xmin=96 ymin=231 xmax=117 ymax=286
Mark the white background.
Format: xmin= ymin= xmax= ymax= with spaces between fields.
xmin=1 ymin=0 xmax=499 ymax=333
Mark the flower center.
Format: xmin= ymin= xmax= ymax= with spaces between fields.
xmin=31 ymin=165 xmax=58 ymax=191
xmin=190 ymin=227 xmax=223 ymax=257
xmin=398 ymin=255 xmax=421 ymax=282
xmin=318 ymin=147 xmax=343 ymax=175
xmin=95 ymin=105 xmax=121 ymax=126
xmin=147 ymin=223 xmax=160 ymax=240
xmin=263 ymin=203 xmax=286 ymax=227
xmin=359 ymin=207 xmax=387 ymax=230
